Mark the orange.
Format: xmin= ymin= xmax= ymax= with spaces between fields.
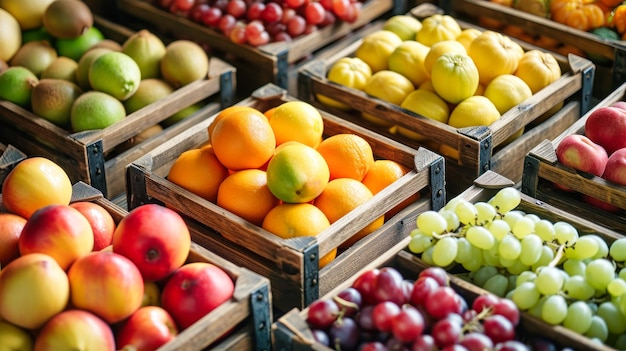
xmin=207 ymin=105 xmax=266 ymax=138
xmin=269 ymin=101 xmax=324 ymax=147
xmin=167 ymin=146 xmax=229 ymax=203
xmin=315 ymin=134 xmax=375 ymax=181
xmin=264 ymin=107 xmax=276 ymax=120
xmin=266 ymin=142 xmax=330 ymax=204
xmin=362 ymin=160 xmax=421 ymax=220
xmin=314 ymin=178 xmax=384 ymax=249
xmin=210 ymin=109 xmax=276 ymax=171
xmin=216 ymin=169 xmax=280 ymax=226
xmin=262 ymin=203 xmax=336 ymax=268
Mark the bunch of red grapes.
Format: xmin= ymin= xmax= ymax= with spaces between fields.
xmin=155 ymin=0 xmax=363 ymax=46
xmin=306 ymin=266 xmax=567 ymax=351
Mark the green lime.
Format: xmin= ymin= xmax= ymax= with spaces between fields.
xmin=89 ymin=51 xmax=141 ymax=101
xmin=0 ymin=66 xmax=39 ymax=107
xmin=55 ymin=26 xmax=104 ymax=61
xmin=70 ymin=91 xmax=126 ymax=132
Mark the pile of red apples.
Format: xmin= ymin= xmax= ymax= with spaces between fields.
xmin=0 ymin=157 xmax=235 ymax=350
xmin=555 ymin=101 xmax=626 ymax=212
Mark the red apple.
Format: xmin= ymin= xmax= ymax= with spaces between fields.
xmin=19 ymin=204 xmax=94 ymax=271
xmin=0 ymin=213 xmax=27 ymax=267
xmin=161 ymin=262 xmax=235 ymax=330
xmin=112 ymin=204 xmax=191 ymax=282
xmin=585 ymin=106 xmax=626 ymax=155
xmin=581 ymin=194 xmax=620 ymax=213
xmin=0 ymin=253 xmax=69 ymax=330
xmin=116 ymin=306 xmax=179 ymax=351
xmin=1 ymin=157 xmax=73 ymax=219
xmin=34 ymin=310 xmax=116 ymax=351
xmin=584 ymin=147 xmax=626 ymax=212
xmin=70 ymin=201 xmax=116 ymax=251
xmin=555 ymin=134 xmax=608 ymax=176
xmin=68 ymin=251 xmax=144 ymax=324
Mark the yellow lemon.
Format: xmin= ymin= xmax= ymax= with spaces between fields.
xmin=424 ymin=40 xmax=467 ymax=74
xmin=363 ymin=70 xmax=415 ymax=127
xmin=431 ymin=52 xmax=479 ymax=104
xmin=388 ymin=40 xmax=430 ymax=87
xmin=355 ymin=30 xmax=403 ymax=73
xmin=484 ymin=74 xmax=532 ymax=114
xmin=399 ymin=89 xmax=450 ymax=141
xmin=448 ymin=95 xmax=501 ymax=128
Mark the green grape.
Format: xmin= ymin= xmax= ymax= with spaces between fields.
xmin=443 ymin=196 xmax=466 ymax=212
xmin=563 ymin=275 xmax=595 ymax=300
xmin=499 ymin=257 xmax=517 ymax=268
xmin=563 ymin=259 xmax=586 ymax=277
xmin=528 ymin=295 xmax=548 ymax=319
xmin=620 ymin=268 xmax=626 ymax=282
xmin=502 ymin=211 xmax=524 ymax=231
xmin=489 ymin=187 xmax=521 ymax=214
xmin=597 ymin=301 xmax=626 ymax=334
xmin=454 ymin=237 xmax=472 ymax=264
xmin=483 ymin=274 xmax=509 ymax=297
xmin=499 ymin=234 xmax=521 ymax=260
xmin=439 ymin=209 xmax=461 ymax=232
xmin=516 ymin=271 xmax=537 ymax=287
xmin=585 ymin=258 xmax=615 ymax=291
xmin=410 ymin=228 xmax=424 ymax=237
xmin=421 ymin=245 xmax=435 ymax=266
xmin=416 ymin=211 xmax=448 ymax=236
xmin=610 ymin=238 xmax=626 ymax=262
xmin=483 ymin=245 xmax=501 ymax=267
xmin=590 ymin=235 xmax=609 ymax=259
xmin=565 ymin=235 xmax=599 ymax=260
xmin=519 ymin=234 xmax=542 ymax=266
xmin=408 ymin=234 xmax=434 ymax=254
xmin=472 ymin=265 xmax=499 ymax=287
xmin=506 ymin=259 xmax=530 ymax=275
xmin=607 ymin=278 xmax=626 ymax=297
xmin=512 ymin=216 xmax=535 ymax=239
xmin=487 ymin=219 xmax=510 ymax=241
xmin=507 ymin=275 xmax=518 ymax=291
xmin=554 ymin=221 xmax=578 ymax=247
xmin=620 ymin=291 xmax=626 ymax=316
xmin=614 ymin=334 xmax=626 ymax=350
xmin=432 ymin=236 xmax=458 ymax=267
xmin=534 ymin=219 xmax=555 ymax=242
xmin=475 ymin=201 xmax=497 ymax=225
xmin=535 ymin=267 xmax=565 ymax=296
xmin=511 ymin=281 xmax=540 ymax=310
xmin=531 ymin=245 xmax=555 ymax=272
xmin=524 ymin=213 xmax=541 ymax=223
xmin=466 ymin=226 xmax=495 ymax=250
xmin=541 ymin=294 xmax=568 ymax=325
xmin=462 ymin=253 xmax=483 ymax=272
xmin=455 ymin=201 xmax=478 ymax=225
xmin=584 ymin=315 xmax=609 ymax=342
xmin=563 ymin=301 xmax=593 ymax=334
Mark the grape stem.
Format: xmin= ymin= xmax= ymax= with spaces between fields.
xmin=547 ymin=244 xmax=566 ymax=268
xmin=461 ymin=305 xmax=493 ymax=333
xmin=332 ymin=295 xmax=360 ymax=316
xmin=432 ymin=232 xmax=464 ymax=240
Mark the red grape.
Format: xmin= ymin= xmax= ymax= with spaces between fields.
xmin=218 ymin=14 xmax=237 ymax=35
xmin=493 ymin=298 xmax=520 ymax=326
xmin=281 ymin=7 xmax=297 ymax=24
xmin=410 ymin=276 xmax=439 ymax=306
xmin=353 ymin=268 xmax=380 ymax=305
xmin=190 ymin=3 xmax=210 ymax=22
xmin=307 ymin=299 xmax=339 ymax=329
xmin=471 ymin=294 xmax=499 ymax=314
xmin=319 ymin=0 xmax=333 ymax=10
xmin=173 ymin=0 xmax=195 ymax=11
xmin=213 ymin=0 xmax=228 ymax=11
xmin=391 ymin=305 xmax=425 ymax=343
xmin=248 ymin=29 xmax=270 ymax=46
xmin=424 ymin=286 xmax=463 ymax=320
xmin=202 ymin=6 xmax=223 ymax=27
xmin=335 ymin=287 xmax=362 ymax=317
xmin=373 ymin=267 xmax=406 ymax=305
xmin=360 ymin=341 xmax=387 ymax=351
xmin=304 ymin=2 xmax=326 ymax=25
xmin=372 ymin=301 xmax=401 ymax=333
xmin=273 ymin=31 xmax=292 ymax=42
xmin=159 ymin=0 xmax=175 ymax=9
xmin=411 ymin=334 xmax=436 ymax=351
xmin=261 ymin=2 xmax=283 ymax=23
xmin=441 ymin=345 xmax=469 ymax=351
xmin=229 ymin=21 xmax=248 ymax=44
xmin=319 ymin=10 xmax=336 ymax=27
xmin=287 ymin=14 xmax=306 ymax=36
xmin=246 ymin=2 xmax=265 ymax=20
xmin=311 ymin=329 xmax=330 ymax=346
xmin=329 ymin=317 xmax=359 ymax=350
xmin=483 ymin=315 xmax=515 ymax=344
xmin=338 ymin=1 xmax=359 ymax=22
xmin=285 ymin=0 xmax=308 ymax=9
xmin=226 ymin=0 xmax=247 ymax=18
xmin=431 ymin=316 xmax=462 ymax=348
xmin=495 ymin=340 xmax=531 ymax=351
xmin=419 ymin=267 xmax=449 ymax=287
xmin=356 ymin=305 xmax=376 ymax=331
xmin=460 ymin=332 xmax=494 ymax=351
xmin=245 ymin=20 xmax=265 ymax=37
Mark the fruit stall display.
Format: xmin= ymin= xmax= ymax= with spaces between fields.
xmin=297 ymin=4 xmax=595 ymax=196
xmin=0 ymin=143 xmax=26 ymax=185
xmin=0 ymin=157 xmax=272 ymax=350
xmin=124 ymin=83 xmax=446 ymax=312
xmin=443 ymin=0 xmax=626 ymax=99
xmin=522 ymin=82 xmax=626 ymax=234
xmin=406 ymin=170 xmax=626 ymax=350
xmin=0 ymin=3 xmax=236 ymax=200
xmin=113 ymin=0 xmax=402 ymax=94
xmin=272 ymin=190 xmax=611 ymax=351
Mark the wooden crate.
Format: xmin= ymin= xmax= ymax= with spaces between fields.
xmin=297 ymin=4 xmax=595 ymax=197
xmin=0 ymin=16 xmax=236 ymax=200
xmin=67 ymin=181 xmax=273 ymax=351
xmin=273 ymin=170 xmax=623 ymax=351
xmin=114 ymin=0 xmax=402 ymax=94
xmin=0 ymin=143 xmax=26 ymax=186
xmin=522 ymin=82 xmax=626 ymax=234
xmin=126 ymin=83 xmax=446 ymax=312
xmin=443 ymin=0 xmax=626 ymax=99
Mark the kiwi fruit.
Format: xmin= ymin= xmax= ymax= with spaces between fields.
xmin=43 ymin=0 xmax=93 ymax=39
xmin=122 ymin=30 xmax=166 ymax=79
xmin=31 ymin=78 xmax=83 ymax=127
xmin=10 ymin=40 xmax=57 ymax=77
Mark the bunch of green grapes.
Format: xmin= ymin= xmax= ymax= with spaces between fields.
xmin=408 ymin=187 xmax=626 ymax=348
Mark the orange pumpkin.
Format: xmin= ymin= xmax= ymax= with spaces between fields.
xmin=550 ymin=0 xmax=605 ymax=31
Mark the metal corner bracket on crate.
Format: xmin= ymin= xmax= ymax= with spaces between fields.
xmin=250 ymin=283 xmax=272 ymax=351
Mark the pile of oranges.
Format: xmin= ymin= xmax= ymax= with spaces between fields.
xmin=167 ymin=101 xmax=418 ymax=267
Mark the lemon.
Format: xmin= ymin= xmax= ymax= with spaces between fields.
xmin=0 ymin=66 xmax=39 ymax=107
xmin=363 ymin=70 xmax=414 ymax=127
xmin=448 ymin=95 xmax=500 ymax=128
xmin=399 ymin=89 xmax=450 ymax=140
xmin=70 ymin=91 xmax=126 ymax=132
xmin=431 ymin=52 xmax=479 ymax=104
xmin=424 ymin=40 xmax=467 ymax=74
xmin=0 ymin=0 xmax=55 ymax=30
xmin=89 ymin=51 xmax=141 ymax=101
xmin=483 ymin=74 xmax=532 ymax=114
xmin=355 ymin=30 xmax=402 ymax=73
xmin=0 ymin=8 xmax=21 ymax=62
xmin=388 ymin=41 xmax=430 ymax=87
xmin=382 ymin=15 xmax=422 ymax=41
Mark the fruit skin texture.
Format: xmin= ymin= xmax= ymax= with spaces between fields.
xmin=70 ymin=91 xmax=126 ymax=132
xmin=604 ymin=148 xmax=626 ymax=186
xmin=116 ymin=306 xmax=179 ymax=351
xmin=0 ymin=213 xmax=27 ymax=267
xmin=34 ymin=309 xmax=115 ymax=351
xmin=0 ymin=320 xmax=33 ymax=350
xmin=556 ymin=134 xmax=609 ymax=176
xmin=355 ymin=30 xmax=402 ymax=73
xmin=447 ymin=95 xmax=501 ymax=128
xmin=161 ymin=262 xmax=235 ymax=330
xmin=0 ymin=66 xmax=39 ymax=107
xmin=431 ymin=52 xmax=479 ymax=104
xmin=0 ymin=8 xmax=21 ymax=61
xmin=317 ymin=57 xmax=372 ymax=110
xmin=584 ymin=106 xmax=626 ymax=155
xmin=468 ymin=30 xmax=524 ymax=85
xmin=0 ymin=253 xmax=70 ymax=330
xmin=2 ymin=157 xmax=72 ymax=219
xmin=112 ymin=204 xmax=191 ymax=281
xmin=19 ymin=204 xmax=94 ymax=270
xmin=42 ymin=0 xmax=94 ymax=39
xmin=122 ymin=29 xmax=167 ymax=80
xmin=70 ymin=201 xmax=116 ymax=251
xmin=68 ymin=251 xmax=144 ymax=324
xmin=30 ymin=78 xmax=83 ymax=127
xmin=514 ymin=49 xmax=561 ymax=94
xmin=88 ymin=51 xmax=141 ymax=101
xmin=160 ymin=40 xmax=209 ymax=88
